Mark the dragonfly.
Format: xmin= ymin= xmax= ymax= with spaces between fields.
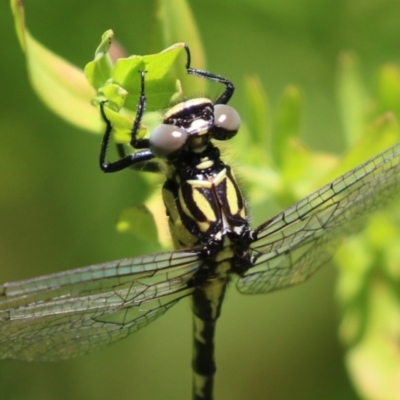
xmin=1 ymin=45 xmax=400 ymax=400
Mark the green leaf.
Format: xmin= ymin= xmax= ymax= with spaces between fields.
xmin=272 ymin=85 xmax=302 ymax=168
xmin=100 ymin=105 xmax=144 ymax=144
xmin=339 ymin=231 xmax=400 ymax=400
xmin=244 ymin=75 xmax=271 ymax=150
xmin=376 ymin=64 xmax=400 ymax=121
xmin=233 ymin=75 xmax=271 ymax=175
xmin=10 ymin=0 xmax=101 ymax=133
xmin=86 ymin=39 xmax=185 ymax=115
xmin=116 ymin=205 xmax=160 ymax=245
xmin=336 ymin=52 xmax=368 ymax=145
xmin=97 ymin=83 xmax=128 ymax=111
xmin=84 ymin=30 xmax=114 ymax=90
xmin=150 ymin=0 xmax=206 ymax=95
xmin=347 ymin=291 xmax=400 ymax=400
xmin=321 ymin=113 xmax=400 ymax=185
xmin=85 ymin=40 xmax=187 ymax=145
xmin=113 ymin=45 xmax=184 ymax=111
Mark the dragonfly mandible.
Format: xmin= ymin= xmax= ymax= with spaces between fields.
xmin=1 ymin=45 xmax=400 ymax=400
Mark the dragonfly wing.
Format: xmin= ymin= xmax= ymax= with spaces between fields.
xmin=237 ymin=142 xmax=400 ymax=294
xmin=0 ymin=250 xmax=201 ymax=361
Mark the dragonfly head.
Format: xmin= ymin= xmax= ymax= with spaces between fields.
xmin=149 ymin=98 xmax=241 ymax=158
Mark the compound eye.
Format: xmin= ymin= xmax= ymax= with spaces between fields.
xmin=149 ymin=124 xmax=188 ymax=158
xmin=213 ymin=104 xmax=241 ymax=140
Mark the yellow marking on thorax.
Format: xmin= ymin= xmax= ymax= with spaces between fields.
xmin=196 ymin=159 xmax=214 ymax=169
xmin=178 ymin=186 xmax=215 ymax=233
xmin=163 ymin=187 xmax=198 ymax=248
xmin=186 ymin=179 xmax=213 ymax=188
xmin=225 ymin=175 xmax=239 ymax=214
xmin=178 ymin=188 xmax=195 ymax=220
xmin=192 ymin=189 xmax=216 ymax=230
xmin=214 ymin=168 xmax=227 ymax=185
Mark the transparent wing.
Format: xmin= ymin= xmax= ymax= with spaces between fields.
xmin=238 ymin=142 xmax=400 ymax=294
xmin=0 ymin=250 xmax=201 ymax=361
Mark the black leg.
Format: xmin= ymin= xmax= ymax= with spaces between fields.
xmin=115 ymin=142 xmax=161 ymax=173
xmin=129 ymin=71 xmax=150 ymax=149
xmin=99 ymin=71 xmax=154 ymax=173
xmin=184 ymin=45 xmax=235 ymax=105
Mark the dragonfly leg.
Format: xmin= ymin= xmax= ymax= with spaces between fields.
xmin=99 ymin=71 xmax=155 ymax=173
xmin=184 ymin=45 xmax=235 ymax=105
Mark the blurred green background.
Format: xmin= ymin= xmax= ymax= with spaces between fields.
xmin=1 ymin=1 xmax=400 ymax=399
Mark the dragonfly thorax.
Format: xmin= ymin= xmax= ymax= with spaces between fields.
xmin=162 ymin=139 xmax=251 ymax=257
